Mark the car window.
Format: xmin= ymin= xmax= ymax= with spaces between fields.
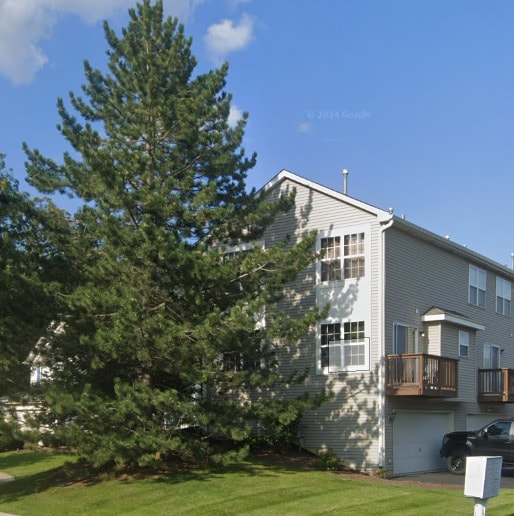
xmin=487 ymin=421 xmax=512 ymax=437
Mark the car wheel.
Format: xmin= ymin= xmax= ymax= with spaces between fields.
xmin=447 ymin=452 xmax=467 ymax=475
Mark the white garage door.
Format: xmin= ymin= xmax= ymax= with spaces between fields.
xmin=393 ymin=412 xmax=450 ymax=475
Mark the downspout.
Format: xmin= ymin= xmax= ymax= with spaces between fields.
xmin=377 ymin=212 xmax=394 ymax=468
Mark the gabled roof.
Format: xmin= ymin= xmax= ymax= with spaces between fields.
xmin=261 ymin=169 xmax=392 ymax=223
xmin=261 ymin=169 xmax=514 ymax=279
xmin=422 ymin=306 xmax=485 ymax=331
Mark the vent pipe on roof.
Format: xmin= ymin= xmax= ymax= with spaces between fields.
xmin=511 ymin=253 xmax=514 ymax=271
xmin=342 ymin=168 xmax=349 ymax=195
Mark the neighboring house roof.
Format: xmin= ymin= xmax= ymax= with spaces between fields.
xmin=422 ymin=306 xmax=486 ymax=331
xmin=26 ymin=321 xmax=65 ymax=365
xmin=263 ymin=169 xmax=514 ymax=279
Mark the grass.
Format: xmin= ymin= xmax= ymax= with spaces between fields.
xmin=1 ymin=451 xmax=514 ymax=515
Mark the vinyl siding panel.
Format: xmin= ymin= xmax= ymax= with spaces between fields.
xmin=383 ymin=223 xmax=514 ymax=470
xmin=259 ymin=172 xmax=514 ymax=474
xmin=261 ymin=177 xmax=384 ymax=471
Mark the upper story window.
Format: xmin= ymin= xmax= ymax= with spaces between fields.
xmin=320 ymin=320 xmax=369 ymax=372
xmin=320 ymin=237 xmax=341 ymax=281
xmin=320 ymin=232 xmax=365 ymax=282
xmin=496 ymin=277 xmax=511 ymax=317
xmin=343 ymin=233 xmax=365 ymax=278
xmin=459 ymin=331 xmax=469 ymax=357
xmin=469 ymin=265 xmax=486 ymax=308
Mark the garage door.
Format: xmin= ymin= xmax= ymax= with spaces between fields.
xmin=393 ymin=412 xmax=450 ymax=475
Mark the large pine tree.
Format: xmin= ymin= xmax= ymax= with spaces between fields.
xmin=24 ymin=1 xmax=324 ymax=470
xmin=0 ymin=154 xmax=68 ymax=400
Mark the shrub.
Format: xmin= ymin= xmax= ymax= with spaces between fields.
xmin=0 ymin=419 xmax=24 ymax=452
xmin=313 ymin=447 xmax=343 ymax=471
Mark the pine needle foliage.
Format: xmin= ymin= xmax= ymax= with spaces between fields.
xmin=22 ymin=1 xmax=326 ymax=470
xmin=0 ymin=154 xmax=68 ymax=400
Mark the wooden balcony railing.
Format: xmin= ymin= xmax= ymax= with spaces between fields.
xmin=477 ymin=368 xmax=514 ymax=403
xmin=386 ymin=353 xmax=458 ymax=398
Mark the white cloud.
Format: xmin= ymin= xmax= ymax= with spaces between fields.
xmin=204 ymin=12 xmax=254 ymax=63
xmin=0 ymin=0 xmax=205 ymax=85
xmin=228 ymin=104 xmax=243 ymax=128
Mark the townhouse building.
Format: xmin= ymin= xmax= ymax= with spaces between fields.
xmin=261 ymin=169 xmax=514 ymax=475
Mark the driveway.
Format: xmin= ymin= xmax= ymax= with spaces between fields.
xmin=394 ymin=467 xmax=514 ymax=489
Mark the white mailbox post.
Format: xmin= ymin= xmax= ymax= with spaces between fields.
xmin=464 ymin=456 xmax=503 ymax=516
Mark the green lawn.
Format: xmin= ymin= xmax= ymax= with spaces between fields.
xmin=1 ymin=451 xmax=514 ymax=515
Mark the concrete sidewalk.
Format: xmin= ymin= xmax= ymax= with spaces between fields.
xmin=0 ymin=473 xmax=16 ymax=516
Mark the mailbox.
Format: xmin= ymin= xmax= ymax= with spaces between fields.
xmin=464 ymin=456 xmax=502 ymax=500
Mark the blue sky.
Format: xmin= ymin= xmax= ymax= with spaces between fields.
xmin=1 ymin=0 xmax=514 ymax=266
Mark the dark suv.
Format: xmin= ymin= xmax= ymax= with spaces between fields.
xmin=441 ymin=418 xmax=514 ymax=474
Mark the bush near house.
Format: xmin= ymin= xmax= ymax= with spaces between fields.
xmin=0 ymin=419 xmax=24 ymax=452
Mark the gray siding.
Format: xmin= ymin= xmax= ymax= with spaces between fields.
xmin=383 ymin=223 xmax=514 ymax=470
xmin=259 ymin=172 xmax=514 ymax=474
xmin=262 ymin=177 xmax=384 ymax=471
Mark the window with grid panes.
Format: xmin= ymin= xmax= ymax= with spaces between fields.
xmin=320 ymin=237 xmax=341 ymax=281
xmin=343 ymin=321 xmax=366 ymax=367
xmin=320 ymin=321 xmax=367 ymax=371
xmin=320 ymin=232 xmax=365 ymax=282
xmin=320 ymin=323 xmax=341 ymax=368
xmin=343 ymin=233 xmax=365 ymax=279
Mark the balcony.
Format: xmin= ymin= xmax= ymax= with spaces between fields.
xmin=386 ymin=353 xmax=458 ymax=398
xmin=477 ymin=368 xmax=514 ymax=403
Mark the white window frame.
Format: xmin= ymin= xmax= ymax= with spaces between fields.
xmin=496 ymin=277 xmax=511 ymax=317
xmin=469 ymin=265 xmax=486 ymax=308
xmin=459 ymin=330 xmax=469 ymax=358
xmin=318 ymin=231 xmax=365 ymax=283
xmin=319 ymin=320 xmax=369 ymax=373
xmin=319 ymin=236 xmax=342 ymax=281
xmin=343 ymin=232 xmax=365 ymax=279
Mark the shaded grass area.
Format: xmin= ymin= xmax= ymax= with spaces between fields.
xmin=1 ymin=451 xmax=514 ymax=515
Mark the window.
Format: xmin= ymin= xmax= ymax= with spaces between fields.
xmin=320 ymin=237 xmax=341 ymax=281
xmin=320 ymin=321 xmax=368 ymax=372
xmin=483 ymin=344 xmax=501 ymax=394
xmin=342 ymin=321 xmax=366 ymax=367
xmin=496 ymin=277 xmax=511 ymax=316
xmin=486 ymin=421 xmax=512 ymax=437
xmin=343 ymin=233 xmax=365 ymax=279
xmin=320 ymin=323 xmax=341 ymax=368
xmin=459 ymin=331 xmax=469 ymax=357
xmin=484 ymin=344 xmax=500 ymax=369
xmin=222 ymin=350 xmax=263 ymax=372
xmin=469 ymin=265 xmax=486 ymax=308
xmin=223 ymin=352 xmax=257 ymax=372
xmin=320 ymin=232 xmax=365 ymax=282
xmin=393 ymin=323 xmax=418 ymax=354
